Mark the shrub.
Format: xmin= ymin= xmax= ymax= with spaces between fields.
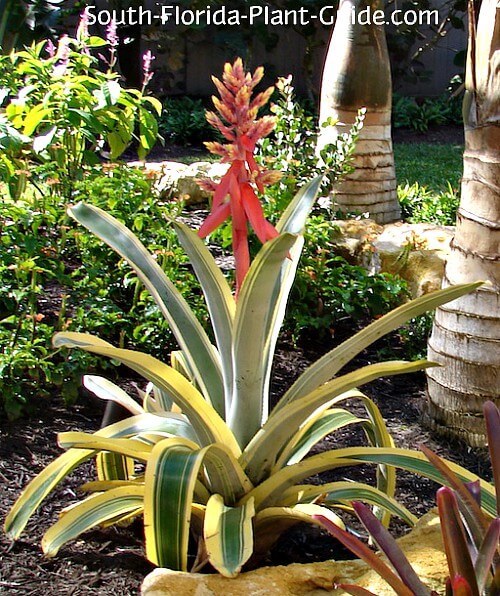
xmin=159 ymin=96 xmax=220 ymax=146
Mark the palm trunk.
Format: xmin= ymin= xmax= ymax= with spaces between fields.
xmin=318 ymin=0 xmax=400 ymax=224
xmin=426 ymin=0 xmax=500 ymax=446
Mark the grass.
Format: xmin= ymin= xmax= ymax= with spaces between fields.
xmin=394 ymin=143 xmax=463 ymax=191
xmin=394 ymin=143 xmax=463 ymax=225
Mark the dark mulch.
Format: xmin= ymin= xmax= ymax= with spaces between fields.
xmin=0 ymin=338 xmax=492 ymax=594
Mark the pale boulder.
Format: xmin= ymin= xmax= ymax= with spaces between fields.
xmin=141 ymin=510 xmax=446 ymax=596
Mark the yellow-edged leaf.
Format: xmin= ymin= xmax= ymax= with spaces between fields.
xmin=96 ymin=451 xmax=135 ymax=482
xmin=229 ymin=233 xmax=299 ymax=447
xmin=4 ymin=414 xmax=187 ymax=539
xmin=242 ymin=360 xmax=433 ymax=483
xmin=202 ymin=444 xmax=253 ymax=505
xmin=53 ymin=332 xmax=240 ymax=456
xmin=280 ymin=481 xmax=417 ymax=526
xmin=204 ymin=494 xmax=255 ymax=578
xmin=58 ymin=432 xmax=152 ymax=460
xmin=241 ymin=447 xmax=497 ymax=516
xmin=42 ymin=485 xmax=145 ymax=557
xmin=68 ymin=202 xmax=225 ymax=414
xmin=143 ymin=438 xmax=208 ymax=570
xmin=276 ymin=282 xmax=483 ymax=409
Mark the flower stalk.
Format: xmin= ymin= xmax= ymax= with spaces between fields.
xmin=198 ymin=58 xmax=282 ymax=296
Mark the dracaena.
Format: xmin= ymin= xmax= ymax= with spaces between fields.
xmin=4 ymin=59 xmax=492 ymax=578
xmin=314 ymin=401 xmax=500 ymax=596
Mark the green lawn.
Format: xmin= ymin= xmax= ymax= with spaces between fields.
xmin=394 ymin=143 xmax=463 ymax=225
xmin=394 ymin=143 xmax=463 ymax=191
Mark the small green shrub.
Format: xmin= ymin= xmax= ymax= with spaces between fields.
xmin=398 ymin=181 xmax=460 ymax=226
xmin=393 ymin=93 xmax=463 ymax=132
xmin=286 ymin=216 xmax=409 ymax=343
xmin=0 ymin=21 xmax=161 ymax=202
xmin=159 ymin=96 xmax=220 ymax=146
xmin=0 ymin=163 xmax=208 ymax=419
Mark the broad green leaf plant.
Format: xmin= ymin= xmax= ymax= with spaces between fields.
xmin=4 ymin=59 xmax=492 ymax=578
xmin=0 ymin=14 xmax=161 ymax=200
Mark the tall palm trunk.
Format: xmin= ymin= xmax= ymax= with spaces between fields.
xmin=318 ymin=0 xmax=400 ymax=224
xmin=426 ymin=0 xmax=499 ymax=446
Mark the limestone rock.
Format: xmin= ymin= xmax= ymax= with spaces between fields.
xmin=329 ymin=219 xmax=454 ymax=297
xmin=128 ymin=160 xmax=228 ymax=205
xmin=373 ymin=222 xmax=454 ymax=296
xmin=141 ymin=510 xmax=446 ymax=595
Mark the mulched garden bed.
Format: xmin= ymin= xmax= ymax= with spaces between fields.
xmin=0 ymin=124 xmax=477 ymax=593
xmin=0 ymin=337 xmax=492 ymax=595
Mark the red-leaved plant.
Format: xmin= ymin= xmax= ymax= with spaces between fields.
xmin=314 ymin=401 xmax=500 ymax=596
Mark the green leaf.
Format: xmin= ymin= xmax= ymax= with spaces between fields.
xmin=277 ymin=282 xmax=483 ymax=409
xmin=144 ymin=438 xmax=207 ymax=569
xmin=53 ymin=332 xmax=239 ymax=455
xmin=22 ymin=105 xmax=51 ymax=135
xmin=143 ymin=95 xmax=163 ymax=116
xmin=107 ymin=131 xmax=128 ymax=159
xmin=138 ymin=107 xmax=158 ymax=160
xmin=204 ymin=494 xmax=255 ymax=578
xmin=67 ymin=202 xmax=225 ymax=415
xmin=42 ymin=486 xmax=144 ymax=557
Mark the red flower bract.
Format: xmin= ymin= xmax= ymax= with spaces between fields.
xmin=198 ymin=58 xmax=282 ymax=297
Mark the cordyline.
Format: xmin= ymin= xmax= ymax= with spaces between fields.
xmin=198 ymin=58 xmax=282 ymax=295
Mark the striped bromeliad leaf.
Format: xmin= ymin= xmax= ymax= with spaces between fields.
xmin=4 ymin=413 xmax=191 ymax=540
xmin=144 ymin=438 xmax=208 ymax=569
xmin=274 ymin=281 xmax=483 ymax=410
xmin=240 ymin=446 xmax=497 ymax=517
xmin=53 ymin=332 xmax=240 ymax=456
xmin=203 ymin=494 xmax=255 ymax=577
xmin=229 ymin=232 xmax=299 ymax=447
xmin=241 ymin=360 xmax=434 ymax=483
xmin=42 ymin=485 xmax=145 ymax=558
xmin=279 ymin=481 xmax=417 ymax=526
xmin=68 ymin=202 xmax=225 ymax=415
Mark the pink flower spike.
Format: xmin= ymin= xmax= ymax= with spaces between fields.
xmin=197 ymin=58 xmax=280 ymax=297
xmin=45 ymin=39 xmax=56 ymax=58
xmin=106 ymin=19 xmax=119 ymax=48
xmin=142 ymin=50 xmax=155 ymax=87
